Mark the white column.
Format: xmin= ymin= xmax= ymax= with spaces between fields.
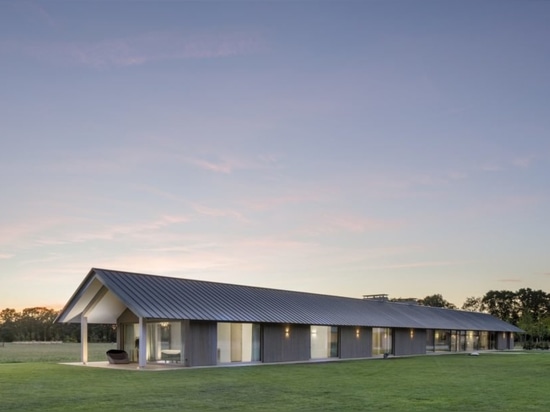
xmin=138 ymin=317 xmax=147 ymax=369
xmin=81 ymin=315 xmax=88 ymax=364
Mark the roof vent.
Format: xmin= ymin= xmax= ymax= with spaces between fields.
xmin=362 ymin=294 xmax=388 ymax=301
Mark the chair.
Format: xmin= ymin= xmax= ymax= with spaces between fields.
xmin=106 ymin=349 xmax=130 ymax=364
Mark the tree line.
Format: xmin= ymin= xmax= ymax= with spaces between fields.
xmin=397 ymin=288 xmax=550 ymax=349
xmin=1 ymin=287 xmax=548 ymax=347
xmin=0 ymin=307 xmax=116 ymax=343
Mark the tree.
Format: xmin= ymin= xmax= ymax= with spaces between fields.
xmin=461 ymin=296 xmax=484 ymax=312
xmin=0 ymin=308 xmax=21 ymax=342
xmin=418 ymin=294 xmax=456 ymax=309
xmin=516 ymin=288 xmax=549 ymax=322
xmin=481 ymin=290 xmax=520 ymax=324
xmin=20 ymin=307 xmax=58 ymax=341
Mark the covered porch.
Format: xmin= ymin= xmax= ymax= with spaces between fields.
xmin=55 ymin=274 xmax=184 ymax=369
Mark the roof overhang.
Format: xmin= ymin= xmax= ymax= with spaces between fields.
xmin=56 ymin=270 xmax=130 ymax=324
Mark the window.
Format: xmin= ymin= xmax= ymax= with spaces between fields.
xmin=311 ymin=326 xmax=339 ymax=359
xmin=434 ymin=330 xmax=451 ymax=352
xmin=217 ymin=323 xmax=261 ymax=363
xmin=147 ymin=321 xmax=183 ymax=362
xmin=372 ymin=328 xmax=392 ymax=356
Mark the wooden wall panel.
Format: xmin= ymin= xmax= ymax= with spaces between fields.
xmin=262 ymin=324 xmax=310 ymax=363
xmin=393 ymin=328 xmax=426 ymax=356
xmin=340 ymin=326 xmax=372 ymax=359
xmin=186 ymin=320 xmax=217 ymax=367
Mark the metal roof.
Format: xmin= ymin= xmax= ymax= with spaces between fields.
xmin=56 ymin=268 xmax=522 ymax=333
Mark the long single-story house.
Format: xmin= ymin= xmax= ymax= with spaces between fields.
xmin=56 ymin=268 xmax=522 ymax=368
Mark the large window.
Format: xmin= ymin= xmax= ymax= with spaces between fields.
xmin=434 ymin=330 xmax=451 ymax=352
xmin=147 ymin=321 xmax=183 ymax=362
xmin=123 ymin=323 xmax=139 ymax=361
xmin=372 ymin=328 xmax=392 ymax=356
xmin=123 ymin=321 xmax=183 ymax=363
xmin=311 ymin=326 xmax=339 ymax=359
xmin=431 ymin=330 xmax=489 ymax=352
xmin=217 ymin=323 xmax=261 ymax=363
xmin=426 ymin=329 xmax=435 ymax=352
xmin=466 ymin=331 xmax=478 ymax=351
xmin=479 ymin=331 xmax=496 ymax=350
xmin=450 ymin=330 xmax=470 ymax=352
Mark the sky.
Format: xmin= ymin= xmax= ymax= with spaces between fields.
xmin=1 ymin=0 xmax=549 ymax=311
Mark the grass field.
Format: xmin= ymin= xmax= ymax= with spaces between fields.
xmin=0 ymin=342 xmax=117 ymax=363
xmin=1 ymin=345 xmax=549 ymax=411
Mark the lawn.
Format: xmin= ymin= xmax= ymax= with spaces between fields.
xmin=0 ymin=342 xmax=117 ymax=363
xmin=0 ymin=348 xmax=549 ymax=411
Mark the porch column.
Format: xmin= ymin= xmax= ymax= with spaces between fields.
xmin=81 ymin=315 xmax=88 ymax=364
xmin=138 ymin=317 xmax=147 ymax=368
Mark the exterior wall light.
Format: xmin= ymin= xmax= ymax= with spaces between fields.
xmin=285 ymin=326 xmax=290 ymax=338
xmin=410 ymin=329 xmax=414 ymax=339
xmin=356 ymin=328 xmax=360 ymax=338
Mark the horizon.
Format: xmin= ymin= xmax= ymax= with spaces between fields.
xmin=1 ymin=1 xmax=549 ymax=311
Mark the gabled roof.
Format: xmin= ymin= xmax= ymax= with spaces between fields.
xmin=56 ymin=268 xmax=522 ymax=333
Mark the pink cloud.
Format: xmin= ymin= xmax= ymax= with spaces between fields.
xmin=186 ymin=152 xmax=280 ymax=175
xmin=192 ymin=204 xmax=247 ymax=222
xmin=188 ymin=158 xmax=237 ymax=174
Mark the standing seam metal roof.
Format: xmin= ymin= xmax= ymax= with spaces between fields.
xmin=58 ymin=268 xmax=522 ymax=332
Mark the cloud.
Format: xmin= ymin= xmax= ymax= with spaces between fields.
xmin=512 ymin=155 xmax=536 ymax=168
xmin=192 ymin=203 xmax=248 ymax=222
xmin=478 ymin=154 xmax=537 ymax=173
xmin=481 ymin=162 xmax=503 ymax=172
xmin=1 ymin=30 xmax=264 ymax=69
xmin=1 ymin=214 xmax=189 ymax=249
xmin=186 ymin=152 xmax=280 ymax=175
xmin=346 ymin=172 xmax=453 ymax=201
xmin=497 ymin=278 xmax=523 ymax=283
xmin=64 ymin=215 xmax=190 ymax=244
xmin=187 ymin=158 xmax=238 ymax=174
xmin=367 ymin=261 xmax=464 ymax=270
xmin=303 ymin=214 xmax=405 ymax=235
xmin=0 ymin=253 xmax=14 ymax=259
xmin=9 ymin=0 xmax=57 ymax=28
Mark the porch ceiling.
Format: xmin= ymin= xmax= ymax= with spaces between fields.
xmin=58 ymin=276 xmax=129 ymax=324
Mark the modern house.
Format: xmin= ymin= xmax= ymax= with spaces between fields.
xmin=56 ymin=268 xmax=522 ymax=368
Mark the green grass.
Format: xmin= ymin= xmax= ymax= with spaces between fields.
xmin=0 ymin=342 xmax=117 ymax=363
xmin=0 ymin=349 xmax=549 ymax=411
